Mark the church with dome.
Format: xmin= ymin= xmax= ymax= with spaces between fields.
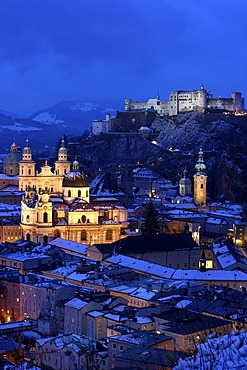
xmin=3 ymin=139 xmax=21 ymax=176
xmin=19 ymin=138 xmax=128 ymax=244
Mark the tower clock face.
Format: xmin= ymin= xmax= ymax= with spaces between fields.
xmin=200 ymin=176 xmax=204 ymax=180
xmin=43 ymin=206 xmax=47 ymax=210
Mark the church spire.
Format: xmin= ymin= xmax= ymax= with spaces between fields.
xmin=194 ymin=148 xmax=207 ymax=207
xmin=195 ymin=148 xmax=206 ymax=175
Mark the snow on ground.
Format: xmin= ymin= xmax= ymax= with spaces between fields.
xmin=174 ymin=330 xmax=247 ymax=369
xmin=0 ymin=122 xmax=42 ymax=132
xmin=69 ymin=103 xmax=98 ymax=112
xmin=32 ymin=112 xmax=64 ymax=124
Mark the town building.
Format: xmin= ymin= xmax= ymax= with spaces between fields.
xmin=88 ymin=233 xmax=200 ymax=269
xmin=19 ymin=138 xmax=129 ymax=244
xmin=153 ymin=308 xmax=233 ymax=352
xmin=108 ymin=331 xmax=173 ymax=368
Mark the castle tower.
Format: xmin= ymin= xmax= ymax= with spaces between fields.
xmin=194 ymin=148 xmax=207 ymax=206
xmin=198 ymin=86 xmax=207 ymax=111
xmin=179 ymin=168 xmax=192 ymax=196
xmin=3 ymin=139 xmax=21 ymax=176
xmin=54 ymin=137 xmax=71 ymax=176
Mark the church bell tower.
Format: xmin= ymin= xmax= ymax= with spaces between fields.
xmin=194 ymin=148 xmax=207 ymax=206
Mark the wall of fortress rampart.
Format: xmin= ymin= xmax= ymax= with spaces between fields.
xmin=125 ymin=88 xmax=244 ymax=116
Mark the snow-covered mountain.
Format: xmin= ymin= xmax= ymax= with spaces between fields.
xmin=0 ymin=100 xmax=120 ymax=152
xmin=29 ymin=101 xmax=119 ymax=135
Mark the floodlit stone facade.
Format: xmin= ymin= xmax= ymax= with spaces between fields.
xmin=19 ymin=138 xmax=128 ymax=244
xmin=125 ymin=87 xmax=245 ymax=116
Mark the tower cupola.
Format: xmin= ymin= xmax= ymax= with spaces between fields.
xmin=58 ymin=137 xmax=67 ymax=161
xmin=179 ymin=168 xmax=192 ymax=196
xmin=11 ymin=139 xmax=18 ymax=153
xmin=22 ymin=138 xmax=32 ymax=161
xmin=195 ymin=148 xmax=206 ymax=175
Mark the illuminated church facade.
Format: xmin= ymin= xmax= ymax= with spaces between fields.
xmin=19 ymin=139 xmax=128 ymax=244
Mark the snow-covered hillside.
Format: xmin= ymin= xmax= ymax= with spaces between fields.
xmin=151 ymin=112 xmax=237 ymax=151
xmin=30 ymin=100 xmax=119 ymax=135
xmin=174 ymin=330 xmax=247 ymax=369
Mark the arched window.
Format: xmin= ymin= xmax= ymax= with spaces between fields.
xmin=68 ymin=190 xmax=71 ymax=197
xmin=43 ymin=212 xmax=48 ymax=223
xmin=86 ymin=190 xmax=88 ymax=197
xmin=44 ymin=235 xmax=48 ymax=243
xmin=81 ymin=215 xmax=86 ymax=223
xmin=81 ymin=230 xmax=87 ymax=241
xmin=201 ymin=184 xmax=203 ymax=189
xmin=78 ymin=190 xmax=81 ymax=198
xmin=26 ymin=233 xmax=30 ymax=241
xmin=28 ymin=169 xmax=31 ymax=175
xmin=106 ymin=229 xmax=113 ymax=241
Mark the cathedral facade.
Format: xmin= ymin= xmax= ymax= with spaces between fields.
xmin=19 ymin=139 xmax=128 ymax=244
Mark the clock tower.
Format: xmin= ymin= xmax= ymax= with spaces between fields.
xmin=194 ymin=148 xmax=207 ymax=206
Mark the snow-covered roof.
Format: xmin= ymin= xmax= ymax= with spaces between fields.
xmin=86 ymin=310 xmax=103 ymax=317
xmin=66 ymin=271 xmax=89 ymax=283
xmin=207 ymin=217 xmax=228 ymax=225
xmin=0 ymin=173 xmax=19 ymax=180
xmin=105 ymin=254 xmax=175 ymax=279
xmin=65 ymin=297 xmax=88 ymax=310
xmin=105 ymin=254 xmax=247 ymax=283
xmin=49 ymin=238 xmax=88 ymax=255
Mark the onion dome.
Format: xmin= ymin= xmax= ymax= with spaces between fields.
xmin=22 ymin=138 xmax=32 ymax=155
xmin=195 ymin=148 xmax=206 ymax=175
xmin=58 ymin=137 xmax=67 ymax=158
xmin=179 ymin=168 xmax=191 ymax=185
xmin=62 ymin=157 xmax=89 ymax=187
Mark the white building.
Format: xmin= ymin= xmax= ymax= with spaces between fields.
xmin=125 ymin=87 xmax=245 ymax=116
xmin=92 ymin=113 xmax=113 ymax=135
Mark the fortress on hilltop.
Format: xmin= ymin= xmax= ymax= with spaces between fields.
xmin=125 ymin=87 xmax=245 ymax=116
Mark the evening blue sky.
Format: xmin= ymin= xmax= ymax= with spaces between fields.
xmin=0 ymin=0 xmax=247 ymax=115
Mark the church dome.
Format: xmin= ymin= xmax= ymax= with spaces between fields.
xmin=62 ymin=158 xmax=89 ymax=187
xmin=22 ymin=138 xmax=32 ymax=155
xmin=58 ymin=138 xmax=67 ymax=156
xmin=3 ymin=152 xmax=21 ymax=166
xmin=3 ymin=140 xmax=21 ymax=167
xmin=179 ymin=168 xmax=191 ymax=185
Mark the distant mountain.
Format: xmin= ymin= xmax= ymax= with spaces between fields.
xmin=0 ymin=100 xmax=120 ymax=153
xmin=29 ymin=100 xmax=118 ymax=135
xmin=0 ymin=109 xmax=26 ymax=119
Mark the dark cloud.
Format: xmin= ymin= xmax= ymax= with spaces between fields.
xmin=0 ymin=0 xmax=246 ymax=114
